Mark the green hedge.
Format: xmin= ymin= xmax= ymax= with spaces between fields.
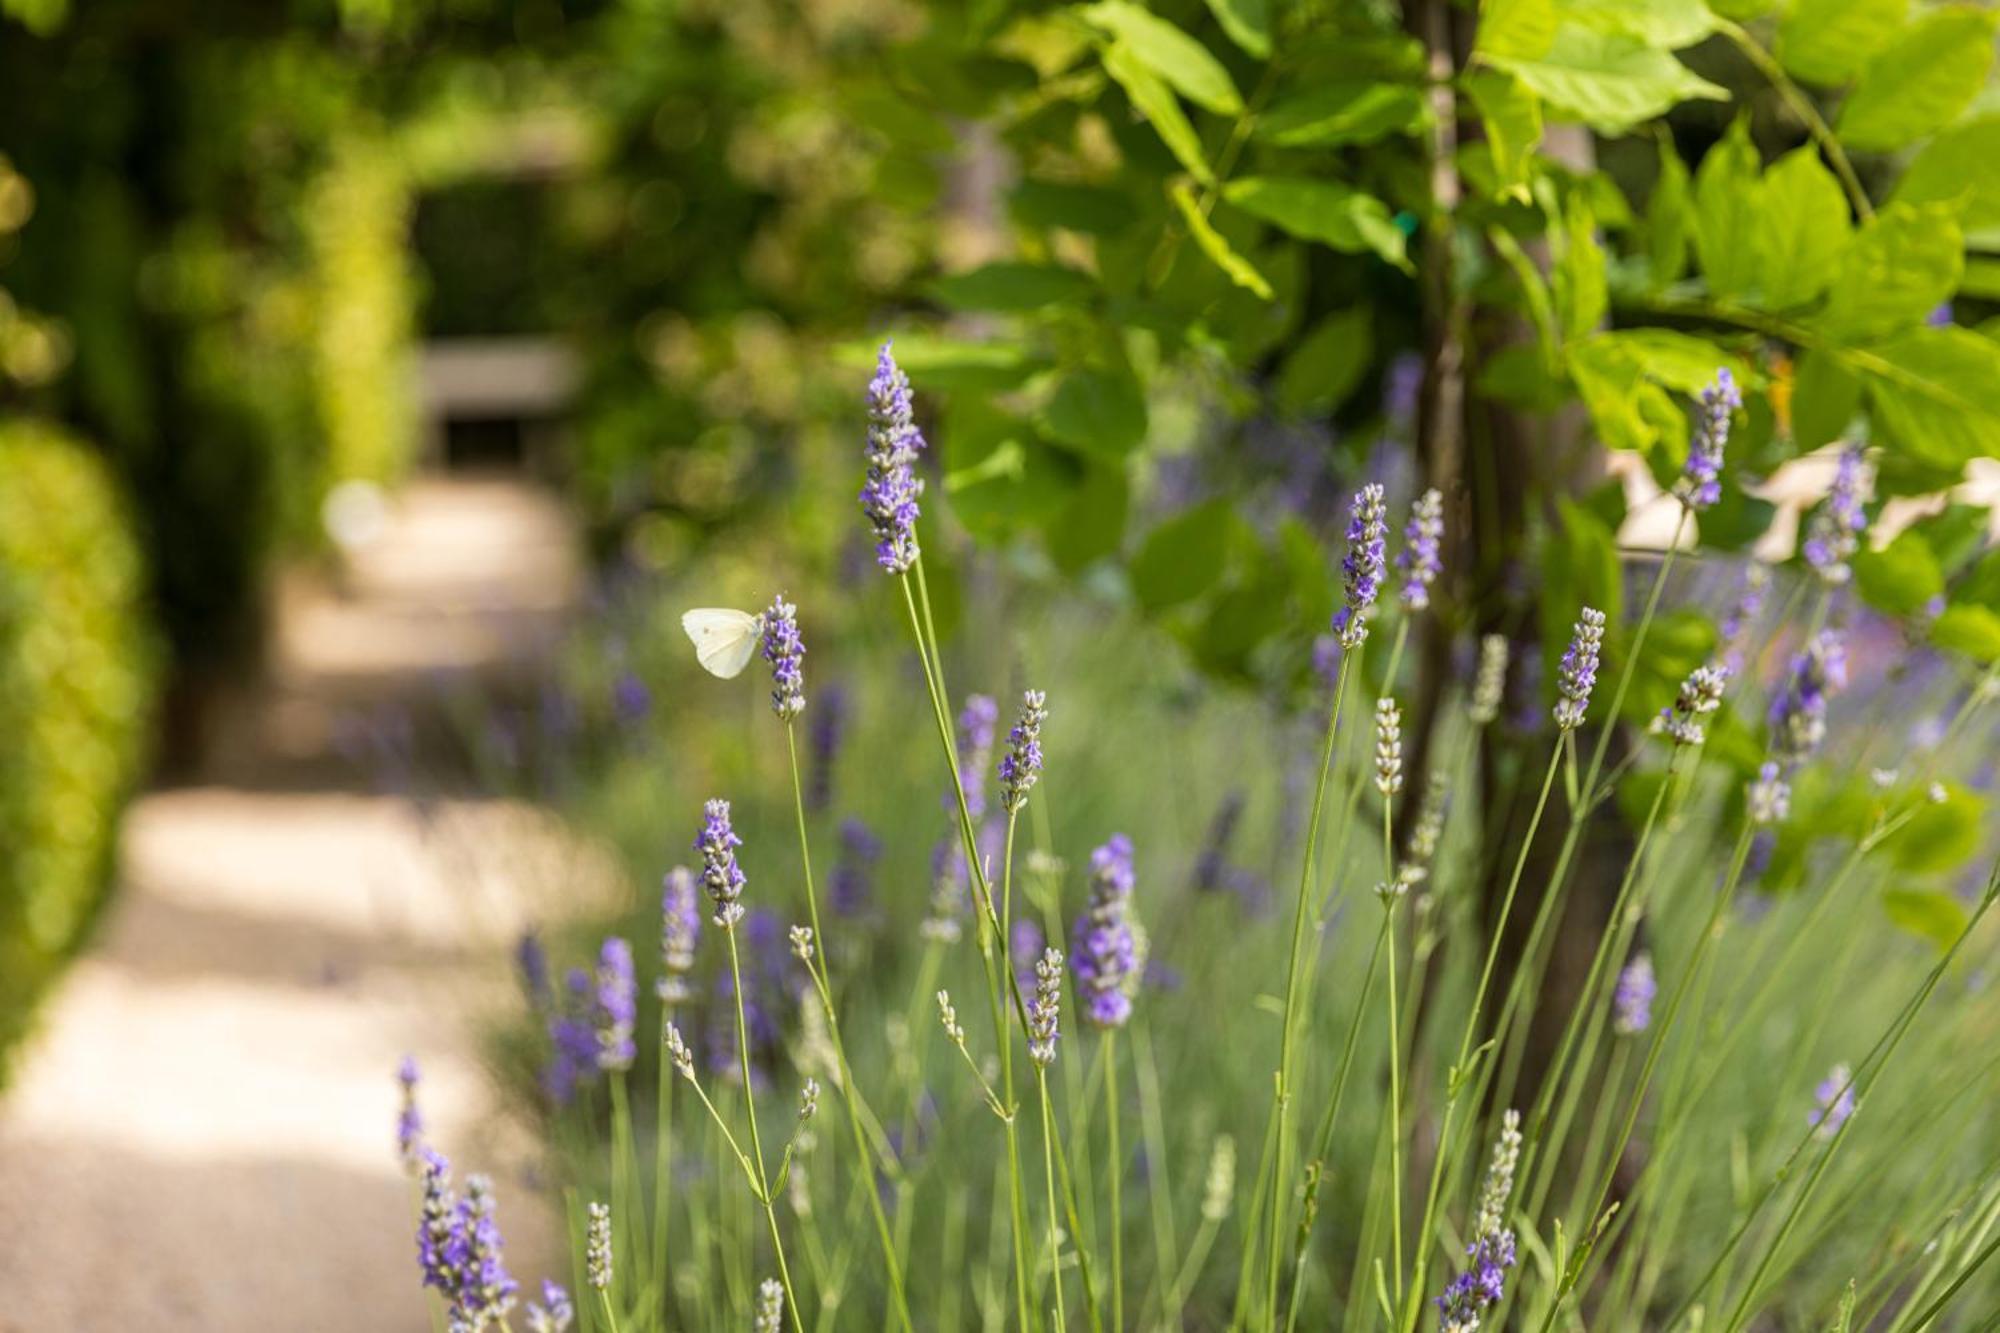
xmin=0 ymin=419 xmax=155 ymax=1076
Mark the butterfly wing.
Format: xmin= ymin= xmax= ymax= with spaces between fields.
xmin=682 ymin=608 xmax=762 ymax=679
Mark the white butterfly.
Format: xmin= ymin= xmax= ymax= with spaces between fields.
xmin=681 ymin=607 xmax=764 ymax=679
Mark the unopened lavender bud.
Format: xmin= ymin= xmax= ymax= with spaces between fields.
xmin=755 ymin=1278 xmax=786 ymax=1333
xmin=998 ymin=690 xmax=1048 ymax=815
xmin=696 ymin=798 xmax=747 ymax=930
xmin=1748 ymin=761 xmax=1791 ymax=826
xmin=585 ymin=1202 xmax=613 ymax=1291
xmin=1397 ymin=487 xmax=1445 ymax=610
xmin=1374 ymin=697 xmax=1403 ymax=797
xmin=1675 ymin=368 xmax=1738 ymax=512
xmin=657 ymin=867 xmax=700 ymax=1007
xmin=665 ymin=1021 xmax=695 ymax=1079
xmin=1554 ymin=608 xmax=1606 ymax=731
xmin=937 ymin=990 xmax=965 ymax=1045
xmin=1333 ymin=484 xmax=1388 ymax=649
xmin=1202 ymin=1134 xmax=1236 ymax=1222
xmin=1398 ymin=773 xmax=1447 ymax=887
xmin=1660 ymin=663 xmax=1729 ymax=747
xmin=789 ymin=925 xmax=815 ymax=964
xmin=1028 ymin=947 xmax=1065 ymax=1066
xmin=1473 ymin=1110 xmax=1522 ymax=1241
xmin=760 ymin=595 xmax=806 ymax=721
xmin=798 ymin=1077 xmax=820 ymax=1122
xmin=1469 ymin=634 xmax=1509 ymax=726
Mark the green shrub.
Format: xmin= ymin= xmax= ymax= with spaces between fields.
xmin=0 ymin=419 xmax=155 ymax=1076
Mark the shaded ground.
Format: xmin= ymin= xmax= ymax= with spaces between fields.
xmin=0 ymin=478 xmax=610 ymax=1332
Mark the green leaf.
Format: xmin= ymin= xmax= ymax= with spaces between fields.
xmin=1791 ymin=347 xmax=1862 ymax=448
xmin=1778 ymin=0 xmax=1907 ymax=87
xmin=1563 ymin=0 xmax=1718 ymax=48
xmin=1882 ymin=888 xmax=1970 ymax=949
xmin=1861 ymin=327 xmax=2000 ymax=467
xmin=1816 ymin=203 xmax=1961 ymax=342
xmin=1043 ymin=458 xmax=1129 ymax=573
xmin=1039 ymin=366 xmax=1150 ymax=457
xmin=1756 ymin=147 xmax=1852 ymax=310
xmin=1102 ymin=40 xmax=1215 ymax=185
xmin=1647 ymin=138 xmax=1693 ymax=286
xmin=1694 ymin=119 xmax=1763 ymax=300
xmin=1893 ymin=118 xmax=2000 ymax=233
xmin=1477 ymin=0 xmax=1558 ymax=61
xmin=942 ymin=408 xmax=1083 ymax=541
xmin=1255 ymin=83 xmax=1426 ymax=148
xmin=1081 ymin=1 xmax=1243 ymax=115
xmin=1486 ymin=26 xmax=1727 ymax=133
xmin=1278 ymin=307 xmax=1373 ymax=417
xmin=930 ymin=262 xmax=1097 ymax=312
xmin=844 ymin=334 xmax=1045 ymax=393
xmin=1221 ymin=176 xmax=1411 ymax=270
xmin=1203 ymin=0 xmax=1271 ymax=58
xmin=1010 ymin=180 xmax=1143 ymax=236
xmin=1169 ymin=178 xmax=1273 ymax=299
xmin=1889 ymin=785 xmax=1988 ymax=874
xmin=1851 ymin=530 xmax=1943 ymax=616
xmin=1931 ymin=604 xmax=2000 ymax=662
xmin=1839 ymin=9 xmax=1999 ymax=153
xmin=1557 ymin=191 xmax=1607 ymax=339
xmin=1130 ymin=498 xmax=1243 ymax=610
xmin=1466 ymin=68 xmax=1543 ymax=201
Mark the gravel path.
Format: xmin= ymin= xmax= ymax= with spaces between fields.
xmin=0 ymin=478 xmax=602 ymax=1332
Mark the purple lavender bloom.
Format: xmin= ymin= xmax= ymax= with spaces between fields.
xmin=658 ymin=867 xmax=700 ymax=1007
xmin=1927 ymin=301 xmax=1954 ymax=328
xmin=1396 ymin=487 xmax=1444 ymax=611
xmin=860 ymin=342 xmax=927 ymax=574
xmin=956 ymin=695 xmax=1000 ymax=822
xmin=612 ymin=670 xmax=651 ymax=725
xmin=1675 ymin=368 xmax=1739 ymax=512
xmin=455 ymin=1175 xmax=519 ymax=1322
xmin=806 ymin=683 xmax=849 ymax=812
xmin=1311 ymin=633 xmax=1341 ymax=689
xmin=593 ymin=938 xmax=637 ymax=1072
xmin=1554 ymin=607 xmax=1607 ymax=731
xmin=1810 ymin=1063 xmax=1856 ymax=1139
xmin=1436 ymin=1230 xmax=1517 ymax=1331
xmin=1768 ymin=630 xmax=1847 ymax=768
xmin=1720 ymin=562 xmax=1769 ymax=674
xmin=760 ymin=595 xmax=806 ymax=722
xmin=1803 ymin=445 xmax=1869 ymax=584
xmin=417 ymin=1147 xmax=463 ymax=1300
xmin=517 ymin=930 xmax=551 ymax=1013
xmin=396 ymin=1055 xmax=423 ymax=1166
xmin=830 ymin=818 xmax=882 ymax=918
xmin=527 ymin=1279 xmax=574 ymax=1333
xmin=998 ymin=690 xmax=1048 ymax=816
xmin=1613 ymin=955 xmax=1655 ymax=1036
xmin=544 ymin=968 xmax=601 ymax=1105
xmin=1071 ymin=834 xmax=1140 ymax=1030
xmin=697 ymin=798 xmax=747 ymax=929
xmin=1332 ymin=484 xmax=1388 ymax=649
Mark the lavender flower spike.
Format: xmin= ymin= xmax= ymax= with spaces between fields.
xmin=1748 ymin=760 xmax=1791 ymax=826
xmin=1659 ymin=663 xmax=1729 ymax=748
xmin=526 ymin=1280 xmax=575 ymax=1333
xmin=998 ymin=690 xmax=1048 ymax=816
xmin=1397 ymin=486 xmax=1444 ymax=610
xmin=1613 ymin=954 xmax=1655 ymax=1036
xmin=1437 ymin=1109 xmax=1521 ymax=1332
xmin=457 ymin=1175 xmax=520 ymax=1323
xmin=658 ymin=866 xmax=700 ymax=1007
xmin=860 ymin=342 xmax=926 ymax=574
xmin=396 ymin=1055 xmax=423 ymax=1167
xmin=760 ymin=594 xmax=805 ymax=721
xmin=585 ymin=1201 xmax=613 ymax=1290
xmin=416 ymin=1147 xmax=461 ymax=1301
xmin=1072 ymin=835 xmax=1140 ymax=1031
xmin=1469 ymin=634 xmax=1509 ymax=726
xmin=593 ymin=937 xmax=638 ymax=1072
xmin=1029 ymin=947 xmax=1065 ymax=1066
xmin=1810 ymin=1063 xmax=1856 ymax=1139
xmin=697 ymin=798 xmax=747 ymax=929
xmin=1675 ymin=367 xmax=1740 ymax=512
xmin=1374 ymin=698 xmax=1404 ymax=797
xmin=1769 ymin=630 xmax=1847 ymax=768
xmin=1803 ymin=444 xmax=1869 ymax=584
xmin=1554 ymin=608 xmax=1607 ymax=732
xmin=1333 ymin=483 xmax=1389 ymax=649
xmin=755 ymin=1278 xmax=786 ymax=1333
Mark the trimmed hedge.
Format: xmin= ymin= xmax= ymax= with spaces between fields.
xmin=0 ymin=419 xmax=156 ymax=1076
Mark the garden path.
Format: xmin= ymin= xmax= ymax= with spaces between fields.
xmin=0 ymin=477 xmax=607 ymax=1332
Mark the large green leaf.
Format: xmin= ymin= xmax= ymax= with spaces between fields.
xmin=1839 ymin=9 xmax=1999 ymax=153
xmin=1882 ymin=888 xmax=1970 ymax=950
xmin=1931 ymin=604 xmax=2000 ymax=662
xmin=1169 ymin=179 xmax=1273 ymax=299
xmin=1254 ymin=83 xmax=1426 ymax=148
xmin=942 ymin=408 xmax=1083 ymax=541
xmin=1563 ymin=0 xmax=1718 ymax=48
xmin=1486 ymin=25 xmax=1726 ymax=133
xmin=1277 ymin=307 xmax=1373 ymax=417
xmin=1202 ymin=0 xmax=1271 ymax=58
xmin=1081 ymin=1 xmax=1243 ymax=115
xmin=1557 ymin=190 xmax=1607 ymax=339
xmin=1102 ymin=40 xmax=1215 ymax=185
xmin=1858 ymin=326 xmax=2000 ymax=467
xmin=1851 ymin=530 xmax=1943 ymax=616
xmin=1791 ymin=346 xmax=1862 ymax=447
xmin=1885 ymin=785 xmax=1988 ymax=875
xmin=1039 ymin=366 xmax=1150 ymax=457
xmin=1043 ymin=458 xmax=1130 ymax=573
xmin=1646 ymin=138 xmax=1693 ymax=286
xmin=1894 ymin=118 xmax=2000 ymax=233
xmin=1467 ymin=67 xmax=1543 ymax=201
xmin=1130 ymin=498 xmax=1245 ymax=611
xmin=1220 ymin=177 xmax=1411 ymax=270
xmin=1010 ymin=180 xmax=1143 ymax=236
xmin=1777 ymin=0 xmax=1907 ymax=87
xmin=1815 ymin=203 xmax=1961 ymax=342
xmin=1756 ymin=147 xmax=1851 ymax=310
xmin=1477 ymin=0 xmax=1558 ymax=61
xmin=1568 ymin=330 xmax=1745 ymax=461
xmin=1693 ymin=119 xmax=1764 ymax=300
xmin=930 ymin=262 xmax=1098 ymax=312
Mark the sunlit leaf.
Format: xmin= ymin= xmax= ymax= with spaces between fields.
xmin=1039 ymin=366 xmax=1150 ymax=457
xmin=1254 ymin=83 xmax=1426 ymax=148
xmin=1081 ymin=1 xmax=1243 ymax=115
xmin=1838 ymin=9 xmax=1999 ymax=152
xmin=1815 ymin=203 xmax=1960 ymax=342
xmin=1756 ymin=147 xmax=1851 ymax=310
xmin=1693 ymin=118 xmax=1763 ymax=300
xmin=1486 ymin=25 xmax=1726 ymax=133
xmin=1203 ymin=0 xmax=1271 ymax=58
xmin=1220 ymin=176 xmax=1411 ymax=270
xmin=1169 ymin=179 xmax=1273 ymax=299
xmin=1466 ymin=67 xmax=1542 ymax=201
xmin=1102 ymin=39 xmax=1215 ymax=185
xmin=1893 ymin=118 xmax=2000 ymax=233
xmin=1277 ymin=307 xmax=1373 ymax=417
xmin=1777 ymin=0 xmax=1907 ymax=87
xmin=930 ymin=261 xmax=1097 ymax=312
